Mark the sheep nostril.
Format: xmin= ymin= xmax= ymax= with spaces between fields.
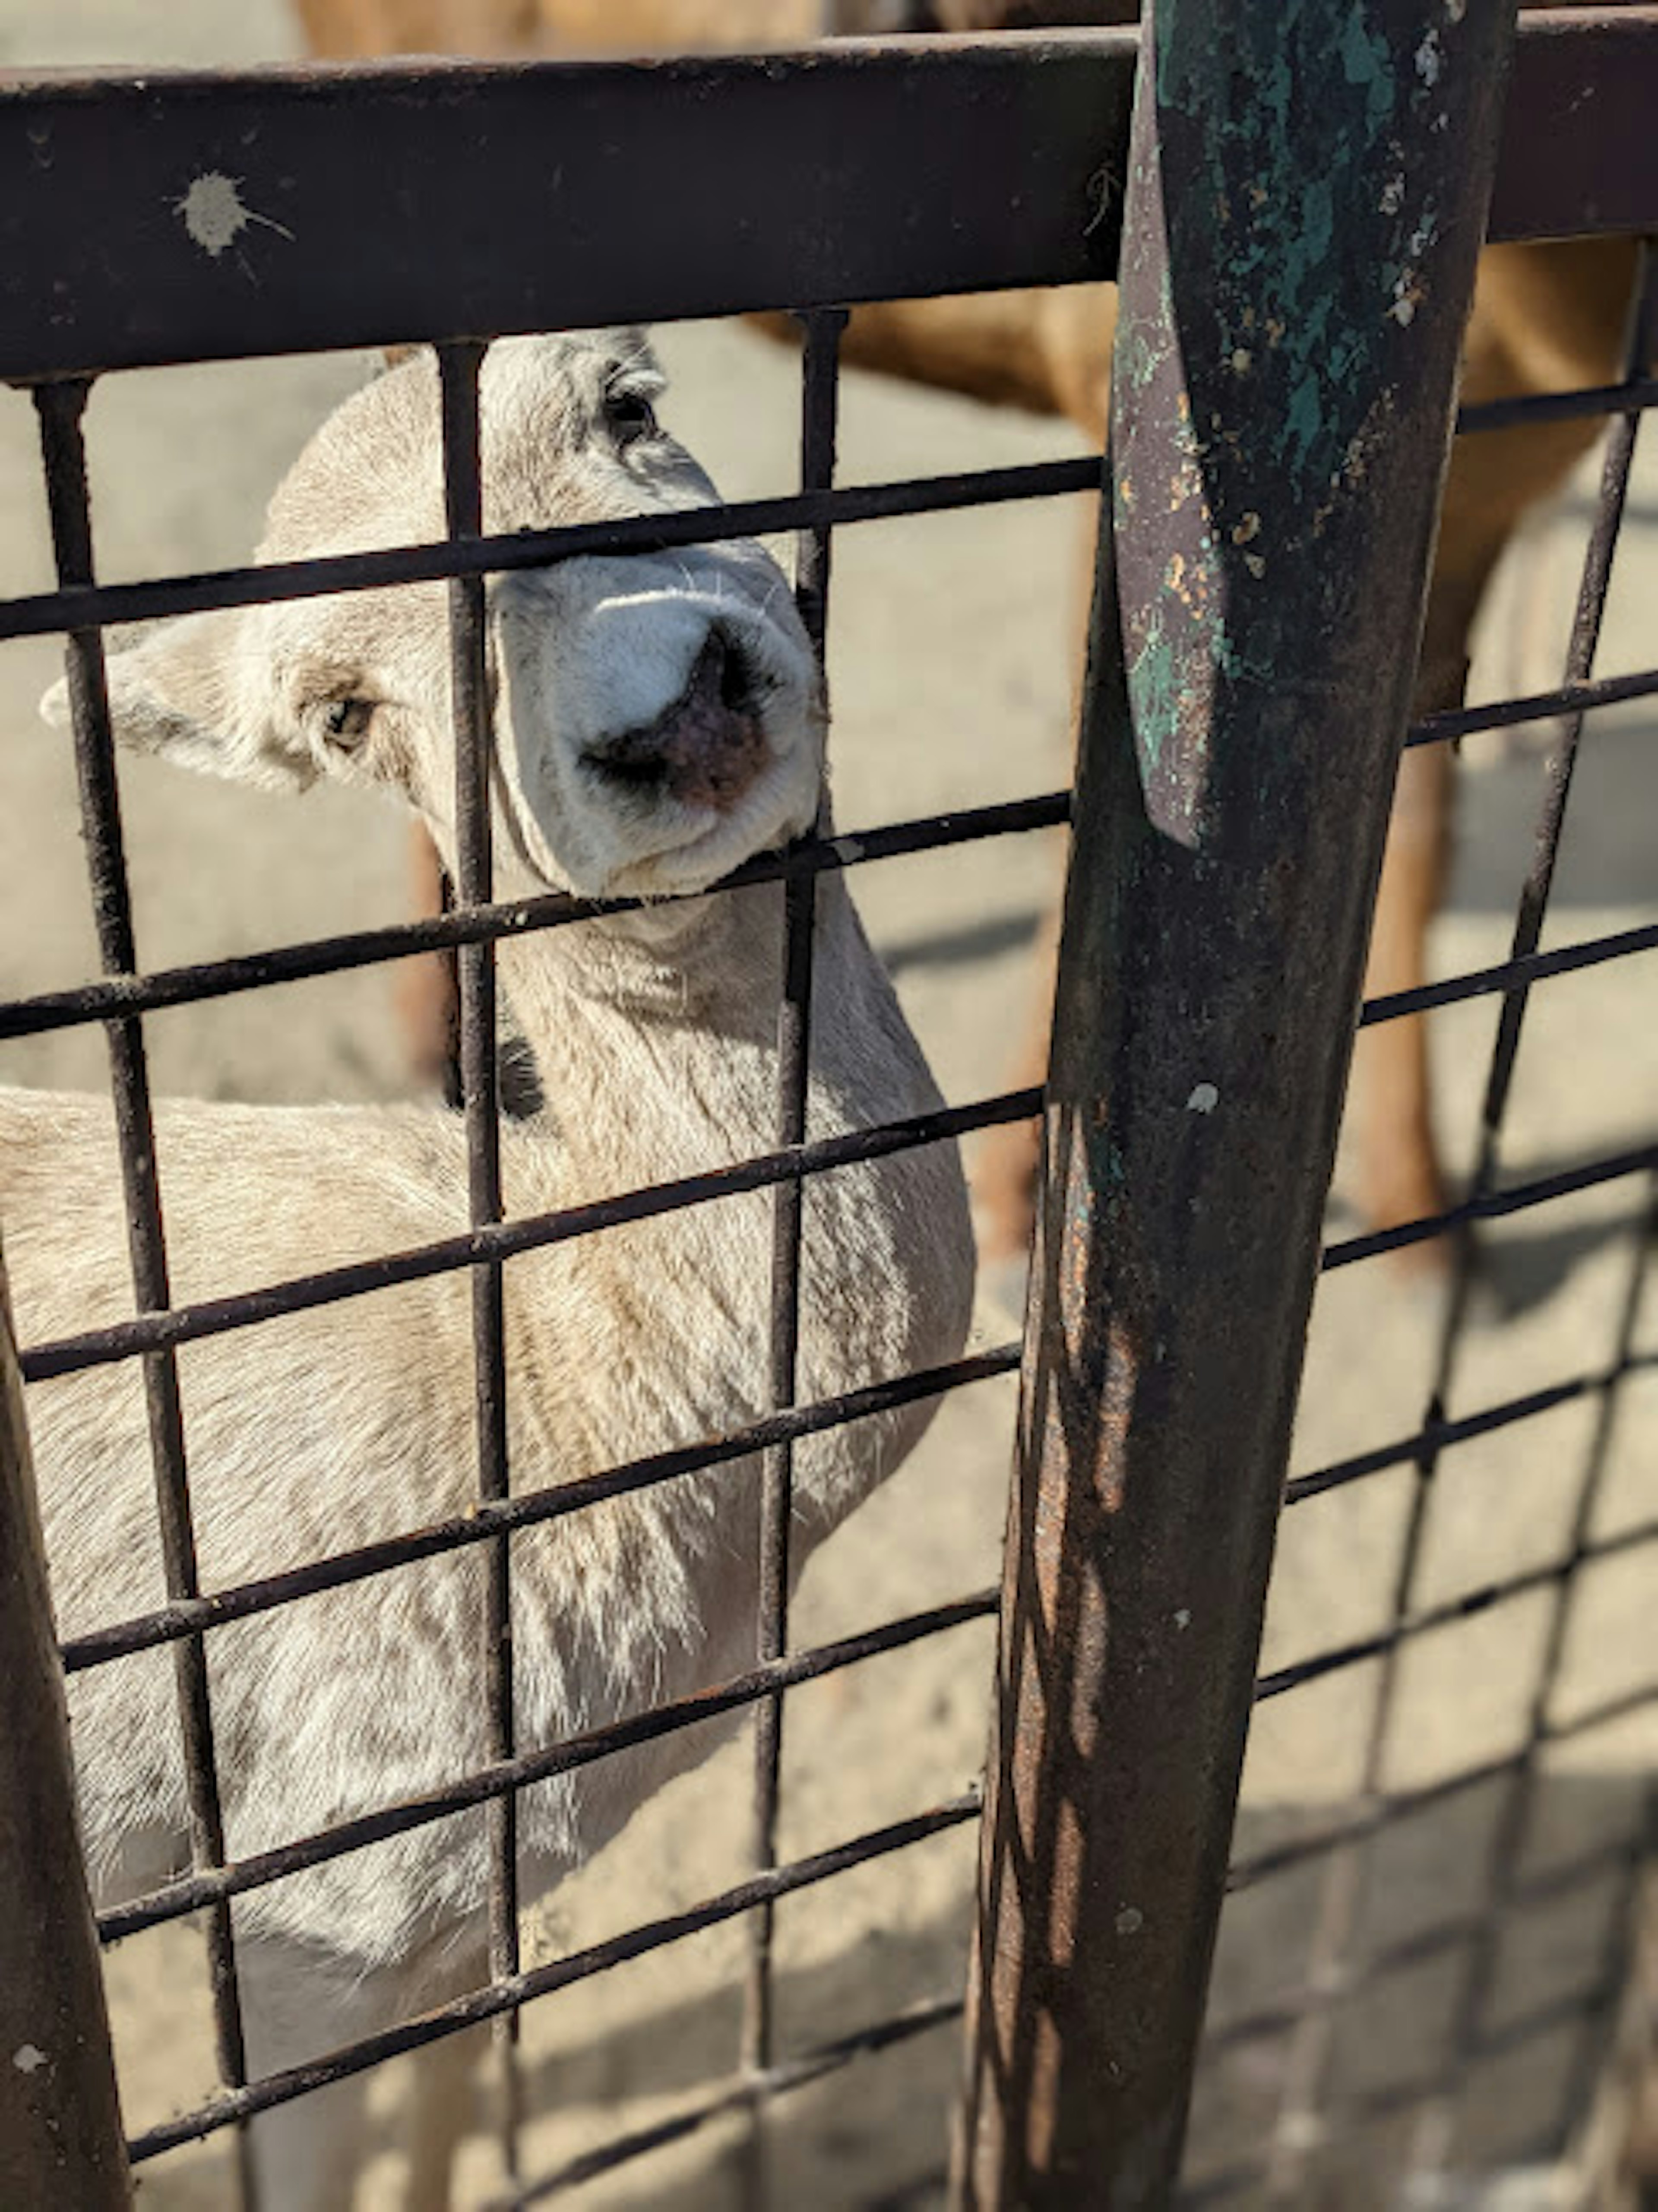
xmin=585 ymin=632 xmax=769 ymax=813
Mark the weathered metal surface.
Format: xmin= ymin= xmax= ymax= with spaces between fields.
xmin=1490 ymin=4 xmax=1658 ymax=241
xmin=0 ymin=36 xmax=1134 ymax=380
xmin=0 ymin=14 xmax=1654 ymax=383
xmin=952 ymin=1 xmax=1520 ymax=2203
xmin=32 ymin=377 xmax=257 ymax=2207
xmin=0 ymin=1261 xmax=132 ymax=2212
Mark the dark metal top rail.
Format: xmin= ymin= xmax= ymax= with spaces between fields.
xmin=1 ymin=10 xmax=1655 ymax=381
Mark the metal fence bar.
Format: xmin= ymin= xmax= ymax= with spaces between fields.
xmin=0 ymin=458 xmax=1102 ymax=643
xmin=1228 ymin=1680 xmax=1658 ymax=1896
xmin=743 ymin=304 xmax=847 ymax=2136
xmin=1201 ymin=1829 xmax=1645 ymax=2057
xmin=1321 ymin=1137 xmax=1658 ymax=1271
xmin=1359 ymin=917 xmax=1658 ymax=1026
xmin=1254 ymin=1511 xmax=1658 ymax=1706
xmin=100 ymin=1590 xmax=998 ymax=1943
xmin=0 ymin=1259 xmax=131 ymax=2211
xmin=0 ymin=13 xmax=1651 ymax=384
xmin=29 ymin=376 xmax=257 ymax=2212
xmin=0 ymin=790 xmax=1070 ymax=1041
xmin=22 ymin=1086 xmax=1042 ymax=1383
xmin=953 ymin=2 xmax=1519 ymax=2201
xmin=1406 ymin=661 xmax=1658 ymax=749
xmin=501 ymin=1992 xmax=963 ymax=2208
xmin=1266 ymin=238 xmax=1658 ymax=2199
xmin=126 ymin=1791 xmax=983 ymax=2161
xmin=64 ymin=1345 xmax=1020 ymax=1672
xmin=437 ymin=335 xmax=524 ymax=2190
xmin=1283 ymin=1345 xmax=1658 ymax=1508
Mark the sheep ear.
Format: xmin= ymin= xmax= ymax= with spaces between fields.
xmin=38 ymin=609 xmax=314 ymax=793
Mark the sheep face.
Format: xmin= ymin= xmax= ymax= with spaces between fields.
xmin=41 ymin=332 xmax=824 ymax=902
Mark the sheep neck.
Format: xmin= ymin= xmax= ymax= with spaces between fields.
xmin=494 ymin=874 xmax=861 ymax=1197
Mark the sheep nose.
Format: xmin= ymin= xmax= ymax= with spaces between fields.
xmin=585 ymin=631 xmax=769 ymax=812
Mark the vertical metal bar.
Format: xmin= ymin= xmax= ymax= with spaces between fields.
xmin=1268 ymin=240 xmax=1658 ymax=2198
xmin=31 ymin=377 xmax=256 ymax=2209
xmin=0 ymin=1254 xmax=132 ymax=2212
xmin=740 ymin=306 xmax=848 ymax=2187
xmin=951 ymin=4 xmax=1518 ymax=2203
xmin=437 ymin=339 xmax=522 ymax=2183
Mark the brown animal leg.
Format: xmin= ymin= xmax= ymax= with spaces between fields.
xmin=1351 ymin=736 xmax=1456 ymax=1255
xmin=974 ymin=910 xmax=1060 ymax=1265
xmin=396 ymin=824 xmax=460 ymax=1094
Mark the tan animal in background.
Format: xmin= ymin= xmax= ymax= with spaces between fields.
xmin=7 ymin=332 xmax=973 ymax=2209
xmin=297 ymin=0 xmax=1639 ymax=1277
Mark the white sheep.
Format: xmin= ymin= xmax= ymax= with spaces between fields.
xmin=4 ymin=330 xmax=975 ymax=2208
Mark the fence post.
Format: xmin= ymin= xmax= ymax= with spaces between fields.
xmin=953 ymin=2 xmax=1519 ymax=2203
xmin=0 ymin=1251 xmax=132 ymax=2210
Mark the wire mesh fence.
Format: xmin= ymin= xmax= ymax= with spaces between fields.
xmin=0 ymin=7 xmax=1653 ymax=2211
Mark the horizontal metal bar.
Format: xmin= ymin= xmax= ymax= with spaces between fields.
xmin=496 ymin=1993 xmax=962 ymax=2208
xmin=1360 ymin=918 xmax=1658 ymax=1029
xmin=125 ymin=1789 xmax=981 ymax=2160
xmin=63 ymin=1344 xmax=1019 ymax=1672
xmin=1457 ymin=373 xmax=1658 ymax=437
xmin=100 ymin=1594 xmax=996 ymax=1942
xmin=1488 ymin=7 xmax=1658 ymax=245
xmin=0 ymin=14 xmax=1651 ymax=385
xmin=1201 ymin=1832 xmax=1642 ymax=2057
xmin=1256 ymin=1513 xmax=1658 ymax=1704
xmin=0 ymin=791 xmax=1069 ymax=1040
xmin=1405 ymin=665 xmax=1658 ymax=750
xmin=1226 ymin=1678 xmax=1658 ymax=1895
xmin=1283 ymin=1347 xmax=1658 ymax=1508
xmin=1321 ymin=1140 xmax=1658 ymax=1271
xmin=0 ymin=37 xmax=1137 ymax=381
xmin=0 ymin=457 xmax=1102 ymax=645
xmin=23 ymin=1086 xmax=1042 ymax=1381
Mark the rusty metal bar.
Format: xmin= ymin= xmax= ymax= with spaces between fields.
xmin=1359 ymin=917 xmax=1658 ymax=1026
xmin=1254 ymin=1510 xmax=1658 ymax=1704
xmin=0 ymin=37 xmax=1134 ymax=379
xmin=501 ymin=1992 xmax=962 ymax=2208
xmin=437 ymin=335 xmax=524 ymax=2188
xmin=952 ymin=3 xmax=1519 ymax=2202
xmin=1227 ymin=1679 xmax=1658 ymax=1896
xmin=1405 ymin=663 xmax=1658 ymax=749
xmin=126 ymin=1791 xmax=983 ymax=2161
xmin=0 ymin=16 xmax=1652 ymax=383
xmin=30 ymin=375 xmax=257 ymax=2211
xmin=100 ymin=1591 xmax=997 ymax=1943
xmin=743 ymin=305 xmax=847 ymax=2127
xmin=0 ymin=1261 xmax=131 ymax=2211
xmin=0 ymin=457 xmax=1101 ymax=645
xmin=22 ymin=1087 xmax=1042 ymax=1383
xmin=1283 ymin=1343 xmax=1658 ymax=1508
xmin=0 ymin=791 xmax=1071 ymax=1041
xmin=64 ymin=1345 xmax=1020 ymax=1673
xmin=1321 ymin=1136 xmax=1658 ymax=1270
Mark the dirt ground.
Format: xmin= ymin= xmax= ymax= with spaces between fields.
xmin=1 ymin=4 xmax=1654 ymax=2208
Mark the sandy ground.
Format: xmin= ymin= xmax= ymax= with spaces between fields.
xmin=1 ymin=4 xmax=1655 ymax=2208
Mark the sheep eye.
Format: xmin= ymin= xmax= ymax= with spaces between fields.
xmin=604 ymin=387 xmax=659 ymax=446
xmin=323 ymin=698 xmax=375 ymax=749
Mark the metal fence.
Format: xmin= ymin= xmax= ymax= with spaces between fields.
xmin=0 ymin=6 xmax=1654 ymax=2209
